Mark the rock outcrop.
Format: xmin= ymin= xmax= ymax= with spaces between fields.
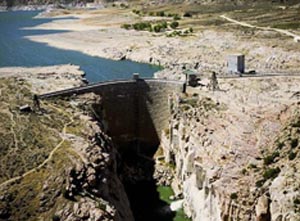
xmin=0 ymin=71 xmax=133 ymax=221
xmin=159 ymin=76 xmax=300 ymax=221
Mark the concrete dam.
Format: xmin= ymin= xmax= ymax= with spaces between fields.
xmin=41 ymin=78 xmax=185 ymax=152
xmin=41 ymin=78 xmax=185 ymax=221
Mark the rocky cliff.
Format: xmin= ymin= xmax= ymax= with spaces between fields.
xmin=159 ymin=76 xmax=300 ymax=221
xmin=1 ymin=67 xmax=300 ymax=221
xmin=0 ymin=69 xmax=133 ymax=221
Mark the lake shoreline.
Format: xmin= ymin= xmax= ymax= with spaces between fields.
xmin=0 ymin=11 xmax=159 ymax=82
xmin=23 ymin=7 xmax=300 ymax=81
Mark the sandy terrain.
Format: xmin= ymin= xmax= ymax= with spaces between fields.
xmin=22 ymin=8 xmax=300 ymax=80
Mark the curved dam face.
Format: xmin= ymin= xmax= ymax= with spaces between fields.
xmin=42 ymin=79 xmax=184 ymax=152
xmin=95 ymin=79 xmax=184 ymax=152
xmin=41 ymin=78 xmax=184 ymax=221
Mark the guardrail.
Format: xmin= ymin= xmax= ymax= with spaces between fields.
xmin=39 ymin=78 xmax=185 ymax=99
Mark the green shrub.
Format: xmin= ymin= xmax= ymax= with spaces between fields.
xmin=52 ymin=215 xmax=60 ymax=221
xmin=170 ymin=21 xmax=179 ymax=29
xmin=132 ymin=22 xmax=152 ymax=31
xmin=230 ymin=192 xmax=238 ymax=200
xmin=182 ymin=105 xmax=190 ymax=111
xmin=291 ymin=120 xmax=300 ymax=127
xmin=249 ymin=163 xmax=257 ymax=169
xmin=183 ymin=12 xmax=192 ymax=17
xmin=121 ymin=24 xmax=131 ymax=30
xmin=185 ymin=99 xmax=198 ymax=107
xmin=277 ymin=141 xmax=284 ymax=149
xmin=156 ymin=11 xmax=165 ymax=17
xmin=256 ymin=179 xmax=265 ymax=188
xmin=263 ymin=151 xmax=280 ymax=165
xmin=132 ymin=9 xmax=140 ymax=15
xmin=97 ymin=202 xmax=107 ymax=211
xmin=164 ymin=128 xmax=170 ymax=135
xmin=263 ymin=167 xmax=280 ymax=180
xmin=291 ymin=139 xmax=298 ymax=148
xmin=294 ymin=198 xmax=300 ymax=205
xmin=288 ymin=151 xmax=297 ymax=160
xmin=189 ymin=27 xmax=193 ymax=33
xmin=161 ymin=21 xmax=168 ymax=29
xmin=153 ymin=24 xmax=162 ymax=32
xmin=120 ymin=3 xmax=127 ymax=8
xmin=173 ymin=14 xmax=181 ymax=20
xmin=149 ymin=12 xmax=154 ymax=16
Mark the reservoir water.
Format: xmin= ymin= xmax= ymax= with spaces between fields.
xmin=0 ymin=11 xmax=160 ymax=82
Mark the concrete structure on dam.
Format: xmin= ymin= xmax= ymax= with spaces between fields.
xmin=40 ymin=78 xmax=185 ymax=153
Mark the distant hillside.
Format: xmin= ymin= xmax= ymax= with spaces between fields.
xmin=0 ymin=0 xmax=95 ymax=8
xmin=1 ymin=0 xmax=298 ymax=7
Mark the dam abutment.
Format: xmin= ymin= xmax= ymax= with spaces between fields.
xmin=40 ymin=78 xmax=184 ymax=152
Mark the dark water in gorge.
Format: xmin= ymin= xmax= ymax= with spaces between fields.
xmin=118 ymin=142 xmax=191 ymax=221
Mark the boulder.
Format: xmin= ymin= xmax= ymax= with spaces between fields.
xmin=256 ymin=195 xmax=270 ymax=221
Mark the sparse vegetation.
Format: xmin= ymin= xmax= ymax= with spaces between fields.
xmin=276 ymin=141 xmax=284 ymax=149
xmin=288 ymin=151 xmax=297 ymax=160
xmin=133 ymin=22 xmax=152 ymax=31
xmin=121 ymin=21 xmax=171 ymax=33
xmin=164 ymin=128 xmax=170 ymax=136
xmin=263 ymin=151 xmax=280 ymax=165
xmin=256 ymin=179 xmax=265 ymax=188
xmin=173 ymin=14 xmax=181 ymax=20
xmin=183 ymin=12 xmax=192 ymax=18
xmin=0 ymin=78 xmax=93 ymax=220
xmin=156 ymin=11 xmax=165 ymax=17
xmin=52 ymin=215 xmax=60 ymax=221
xmin=248 ymin=163 xmax=257 ymax=169
xmin=132 ymin=9 xmax=141 ymax=15
xmin=291 ymin=138 xmax=298 ymax=149
xmin=121 ymin=23 xmax=131 ymax=30
xmin=230 ymin=192 xmax=238 ymax=200
xmin=263 ymin=167 xmax=281 ymax=180
xmin=170 ymin=21 xmax=179 ymax=29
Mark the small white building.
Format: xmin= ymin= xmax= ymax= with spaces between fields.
xmin=227 ymin=54 xmax=245 ymax=74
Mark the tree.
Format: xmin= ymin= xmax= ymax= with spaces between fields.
xmin=170 ymin=21 xmax=179 ymax=29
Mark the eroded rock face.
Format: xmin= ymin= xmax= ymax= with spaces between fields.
xmin=58 ymin=94 xmax=134 ymax=221
xmin=256 ymin=195 xmax=270 ymax=221
xmin=159 ymin=77 xmax=300 ymax=221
